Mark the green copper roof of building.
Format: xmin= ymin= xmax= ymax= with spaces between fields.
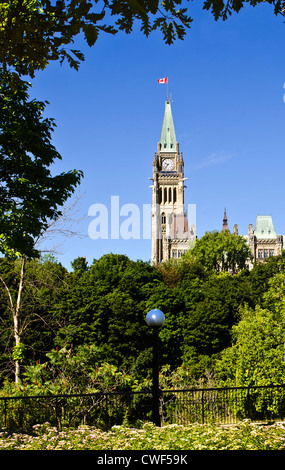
xmin=254 ymin=215 xmax=277 ymax=239
xmin=160 ymin=100 xmax=177 ymax=152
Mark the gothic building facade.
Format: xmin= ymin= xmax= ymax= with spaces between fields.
xmin=150 ymin=101 xmax=283 ymax=266
xmin=247 ymin=215 xmax=283 ymax=267
xmin=221 ymin=211 xmax=283 ymax=269
xmin=151 ymin=100 xmax=195 ymax=265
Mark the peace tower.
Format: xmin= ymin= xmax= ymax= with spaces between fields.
xmin=151 ymin=100 xmax=195 ymax=265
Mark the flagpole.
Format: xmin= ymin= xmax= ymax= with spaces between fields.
xmin=157 ymin=77 xmax=169 ymax=99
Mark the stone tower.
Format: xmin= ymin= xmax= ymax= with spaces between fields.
xmin=222 ymin=208 xmax=229 ymax=231
xmin=151 ymin=100 xmax=194 ymax=265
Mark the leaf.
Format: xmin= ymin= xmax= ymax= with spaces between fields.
xmin=83 ymin=23 xmax=99 ymax=47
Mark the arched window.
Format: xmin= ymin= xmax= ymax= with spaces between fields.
xmin=169 ymin=187 xmax=172 ymax=202
xmin=161 ymin=212 xmax=166 ymax=224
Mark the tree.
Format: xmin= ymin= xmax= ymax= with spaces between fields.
xmin=247 ymin=255 xmax=285 ymax=306
xmin=176 ymin=271 xmax=253 ymax=365
xmin=0 ymin=72 xmax=83 ymax=258
xmin=0 ymin=71 xmax=82 ymax=383
xmin=215 ymin=271 xmax=285 ymax=387
xmin=215 ymin=303 xmax=285 ymax=387
xmin=19 ymin=344 xmax=139 ymax=395
xmin=184 ymin=230 xmax=252 ymax=274
xmin=203 ymin=0 xmax=285 ymax=21
xmin=0 ymin=0 xmax=192 ymax=81
xmin=0 ymin=256 xmax=69 ymax=383
xmin=146 ymin=281 xmax=186 ymax=367
xmin=71 ymin=256 xmax=89 ymax=276
xmin=1 ymin=1 xmax=284 ymax=82
xmin=52 ymin=254 xmax=163 ymax=374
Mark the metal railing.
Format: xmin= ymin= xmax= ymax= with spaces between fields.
xmin=162 ymin=385 xmax=285 ymax=425
xmin=1 ymin=384 xmax=285 ymax=431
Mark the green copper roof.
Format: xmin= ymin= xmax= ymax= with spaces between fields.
xmin=254 ymin=215 xmax=277 ymax=239
xmin=160 ymin=100 xmax=177 ymax=152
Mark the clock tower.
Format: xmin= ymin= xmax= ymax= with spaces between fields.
xmin=151 ymin=100 xmax=195 ymax=265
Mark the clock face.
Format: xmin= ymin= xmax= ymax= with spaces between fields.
xmin=162 ymin=158 xmax=174 ymax=170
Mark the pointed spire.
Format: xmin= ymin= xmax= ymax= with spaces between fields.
xmin=222 ymin=208 xmax=229 ymax=231
xmin=160 ymin=100 xmax=177 ymax=153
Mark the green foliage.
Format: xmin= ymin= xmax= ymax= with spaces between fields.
xmin=215 ymin=270 xmax=285 ymax=387
xmin=0 ymin=0 xmax=113 ymax=78
xmin=0 ymin=255 xmax=69 ymax=379
xmin=2 ymin=1 xmax=285 ymax=74
xmin=0 ymin=0 xmax=192 ymax=81
xmin=1 ymin=1 xmax=283 ymax=84
xmin=18 ymin=344 xmax=141 ymax=395
xmin=12 ymin=343 xmax=26 ymax=362
xmin=1 ymin=242 xmax=285 ymax=390
xmin=1 ymin=344 xmax=213 ymax=398
xmin=0 ymin=71 xmax=83 ymax=257
xmin=203 ymin=0 xmax=285 ymax=21
xmin=71 ymin=256 xmax=89 ymax=276
xmin=52 ymin=254 xmax=161 ymax=373
xmin=184 ymin=230 xmax=252 ymax=273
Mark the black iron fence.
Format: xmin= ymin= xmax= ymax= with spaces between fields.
xmin=1 ymin=384 xmax=285 ymax=431
xmin=162 ymin=385 xmax=285 ymax=425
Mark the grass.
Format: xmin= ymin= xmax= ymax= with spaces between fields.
xmin=1 ymin=420 xmax=285 ymax=450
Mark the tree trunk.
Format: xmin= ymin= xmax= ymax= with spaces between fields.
xmin=13 ymin=256 xmax=26 ymax=384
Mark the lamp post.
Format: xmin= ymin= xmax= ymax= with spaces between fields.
xmin=145 ymin=309 xmax=165 ymax=427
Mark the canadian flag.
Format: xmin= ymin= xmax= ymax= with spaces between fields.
xmin=157 ymin=77 xmax=168 ymax=84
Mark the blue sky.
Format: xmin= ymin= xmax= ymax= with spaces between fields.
xmin=29 ymin=2 xmax=285 ymax=270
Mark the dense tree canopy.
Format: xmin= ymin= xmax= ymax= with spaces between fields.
xmin=1 ymin=241 xmax=284 ymax=386
xmin=0 ymin=0 xmax=284 ymax=81
xmin=184 ymin=230 xmax=252 ymax=274
xmin=215 ymin=260 xmax=285 ymax=387
xmin=0 ymin=0 xmax=192 ymax=80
